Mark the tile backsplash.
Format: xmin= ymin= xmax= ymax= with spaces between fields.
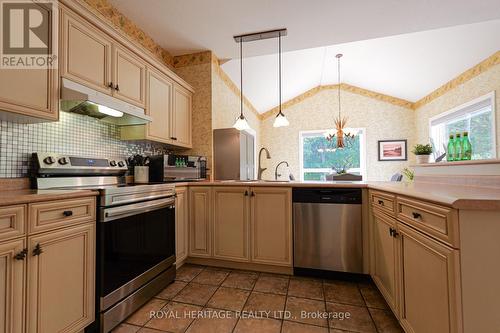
xmin=0 ymin=111 xmax=173 ymax=178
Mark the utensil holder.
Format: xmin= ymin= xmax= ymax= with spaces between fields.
xmin=134 ymin=166 xmax=149 ymax=183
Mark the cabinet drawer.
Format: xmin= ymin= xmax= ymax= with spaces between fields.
xmin=0 ymin=205 xmax=26 ymax=241
xmin=371 ymin=191 xmax=396 ymax=216
xmin=29 ymin=197 xmax=96 ymax=234
xmin=396 ymin=196 xmax=458 ymax=247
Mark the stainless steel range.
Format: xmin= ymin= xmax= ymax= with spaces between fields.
xmin=32 ymin=153 xmax=176 ymax=333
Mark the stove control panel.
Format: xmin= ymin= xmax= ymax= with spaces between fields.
xmin=34 ymin=152 xmax=128 ymax=174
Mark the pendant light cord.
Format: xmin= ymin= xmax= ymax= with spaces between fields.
xmin=337 ymin=54 xmax=341 ymax=119
xmin=240 ymin=40 xmax=243 ymax=118
xmin=278 ymin=33 xmax=282 ymax=115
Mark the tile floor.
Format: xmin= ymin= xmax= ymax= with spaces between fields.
xmin=112 ymin=264 xmax=404 ymax=333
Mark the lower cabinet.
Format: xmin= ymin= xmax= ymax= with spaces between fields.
xmin=398 ymin=223 xmax=462 ymax=333
xmin=175 ymin=187 xmax=188 ymax=265
xmin=0 ymin=238 xmax=26 ymax=333
xmin=189 ymin=187 xmax=212 ymax=257
xmin=27 ymin=223 xmax=95 ymax=333
xmin=187 ymin=186 xmax=292 ymax=268
xmin=250 ymin=187 xmax=292 ymax=266
xmin=213 ymin=187 xmax=249 ymax=262
xmin=371 ymin=210 xmax=399 ymax=315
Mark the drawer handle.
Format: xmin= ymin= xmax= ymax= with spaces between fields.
xmin=412 ymin=212 xmax=422 ymax=220
xmin=33 ymin=244 xmax=43 ymax=256
xmin=378 ymin=200 xmax=384 ymax=206
xmin=63 ymin=210 xmax=73 ymax=217
xmin=14 ymin=248 xmax=28 ymax=260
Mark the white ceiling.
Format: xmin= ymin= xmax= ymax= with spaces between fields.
xmin=109 ymin=0 xmax=500 ymax=59
xmin=221 ymin=20 xmax=500 ymax=112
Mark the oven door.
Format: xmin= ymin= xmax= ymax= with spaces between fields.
xmin=98 ymin=196 xmax=175 ymax=311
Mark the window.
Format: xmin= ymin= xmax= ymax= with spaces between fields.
xmin=299 ymin=129 xmax=366 ymax=181
xmin=430 ymin=92 xmax=496 ymax=160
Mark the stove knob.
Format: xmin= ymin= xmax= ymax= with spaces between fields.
xmin=43 ymin=156 xmax=55 ymax=165
xmin=118 ymin=161 xmax=125 ymax=167
xmin=109 ymin=160 xmax=117 ymax=167
xmin=58 ymin=157 xmax=69 ymax=165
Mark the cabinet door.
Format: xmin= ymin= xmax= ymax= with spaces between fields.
xmin=189 ymin=187 xmax=212 ymax=258
xmin=0 ymin=239 xmax=25 ymax=333
xmin=146 ymin=69 xmax=173 ymax=143
xmin=175 ymin=187 xmax=188 ymax=265
xmin=60 ymin=9 xmax=112 ymax=94
xmin=172 ymin=85 xmax=192 ymax=147
xmin=213 ymin=187 xmax=249 ymax=262
xmin=398 ymin=223 xmax=462 ymax=333
xmin=250 ymin=187 xmax=292 ymax=266
xmin=0 ymin=4 xmax=57 ymax=121
xmin=27 ymin=223 xmax=95 ymax=333
xmin=113 ymin=46 xmax=146 ymax=107
xmin=371 ymin=211 xmax=399 ymax=314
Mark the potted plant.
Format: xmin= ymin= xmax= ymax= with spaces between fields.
xmin=412 ymin=144 xmax=433 ymax=164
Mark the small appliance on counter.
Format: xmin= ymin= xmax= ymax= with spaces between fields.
xmin=149 ymin=154 xmax=207 ymax=182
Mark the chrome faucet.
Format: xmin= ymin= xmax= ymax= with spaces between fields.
xmin=275 ymin=161 xmax=289 ymax=180
xmin=257 ymin=147 xmax=271 ymax=180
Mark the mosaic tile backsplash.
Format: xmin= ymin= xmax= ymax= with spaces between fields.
xmin=0 ymin=111 xmax=172 ymax=178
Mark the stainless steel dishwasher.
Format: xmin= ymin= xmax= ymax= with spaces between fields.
xmin=293 ymin=188 xmax=363 ymax=273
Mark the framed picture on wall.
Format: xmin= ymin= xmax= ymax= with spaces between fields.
xmin=378 ymin=140 xmax=407 ymax=161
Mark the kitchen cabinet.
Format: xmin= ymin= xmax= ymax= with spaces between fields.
xmin=175 ymin=187 xmax=188 ymax=266
xmin=60 ymin=9 xmax=113 ymax=94
xmin=189 ymin=187 xmax=212 ymax=258
xmin=250 ymin=187 xmax=292 ymax=266
xmin=121 ymin=68 xmax=174 ymax=144
xmin=398 ymin=223 xmax=461 ymax=333
xmin=0 ymin=197 xmax=96 ymax=333
xmin=0 ymin=238 xmax=25 ymax=333
xmin=213 ymin=187 xmax=249 ymax=262
xmin=371 ymin=210 xmax=399 ymax=315
xmin=27 ymin=223 xmax=95 ymax=333
xmin=0 ymin=4 xmax=58 ymax=122
xmin=171 ymin=84 xmax=192 ymax=147
xmin=112 ymin=46 xmax=147 ymax=107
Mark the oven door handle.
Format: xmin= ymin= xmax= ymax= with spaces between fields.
xmin=101 ymin=197 xmax=175 ymax=222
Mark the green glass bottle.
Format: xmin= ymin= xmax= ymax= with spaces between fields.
xmin=454 ymin=133 xmax=462 ymax=161
xmin=447 ymin=134 xmax=455 ymax=162
xmin=462 ymin=131 xmax=472 ymax=160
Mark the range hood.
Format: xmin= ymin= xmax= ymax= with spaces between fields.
xmin=60 ymin=78 xmax=151 ymax=126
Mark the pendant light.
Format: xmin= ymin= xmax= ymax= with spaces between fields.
xmin=233 ymin=38 xmax=250 ymax=131
xmin=273 ymin=32 xmax=289 ymax=127
xmin=325 ymin=53 xmax=356 ymax=148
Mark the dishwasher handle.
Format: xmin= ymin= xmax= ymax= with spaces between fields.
xmin=292 ymin=188 xmax=362 ymax=204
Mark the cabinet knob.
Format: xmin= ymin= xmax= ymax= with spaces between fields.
xmin=108 ymin=82 xmax=114 ymax=88
xmin=14 ymin=248 xmax=28 ymax=260
xmin=250 ymin=191 xmax=255 ymax=197
xmin=33 ymin=244 xmax=43 ymax=256
xmin=63 ymin=210 xmax=73 ymax=217
xmin=115 ymin=84 xmax=120 ymax=91
xmin=244 ymin=190 xmax=248 ymax=196
xmin=412 ymin=212 xmax=422 ymax=220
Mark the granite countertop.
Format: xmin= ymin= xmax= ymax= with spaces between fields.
xmin=175 ymin=180 xmax=500 ymax=210
xmin=0 ymin=189 xmax=98 ymax=206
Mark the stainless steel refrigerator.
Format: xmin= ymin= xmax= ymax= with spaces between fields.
xmin=213 ymin=128 xmax=255 ymax=180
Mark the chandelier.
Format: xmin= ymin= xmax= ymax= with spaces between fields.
xmin=324 ymin=54 xmax=356 ymax=149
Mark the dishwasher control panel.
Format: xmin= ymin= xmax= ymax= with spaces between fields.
xmin=292 ymin=188 xmax=362 ymax=204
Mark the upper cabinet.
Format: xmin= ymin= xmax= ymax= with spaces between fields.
xmin=61 ymin=9 xmax=146 ymax=108
xmin=0 ymin=4 xmax=58 ymax=122
xmin=112 ymin=46 xmax=147 ymax=107
xmin=172 ymin=84 xmax=193 ymax=147
xmin=60 ymin=9 xmax=112 ymax=94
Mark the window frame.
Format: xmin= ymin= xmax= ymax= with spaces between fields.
xmin=298 ymin=128 xmax=367 ymax=181
xmin=428 ymin=91 xmax=496 ymax=159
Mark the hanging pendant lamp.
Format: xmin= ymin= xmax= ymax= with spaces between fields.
xmin=273 ymin=32 xmax=289 ymax=128
xmin=325 ymin=53 xmax=356 ymax=148
xmin=233 ymin=38 xmax=250 ymax=131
